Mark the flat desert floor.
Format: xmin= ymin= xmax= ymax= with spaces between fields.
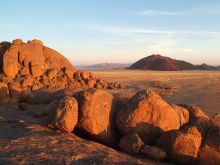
xmin=92 ymin=69 xmax=220 ymax=116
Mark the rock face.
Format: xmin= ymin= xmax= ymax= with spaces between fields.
xmin=118 ymin=133 xmax=144 ymax=154
xmin=140 ymin=145 xmax=167 ymax=161
xmin=156 ymin=127 xmax=202 ymax=164
xmin=50 ymin=96 xmax=78 ymax=133
xmin=75 ymin=89 xmax=117 ymax=147
xmin=116 ymin=90 xmax=180 ymax=144
xmin=198 ymin=114 xmax=220 ymax=165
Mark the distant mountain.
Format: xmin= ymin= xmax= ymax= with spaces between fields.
xmin=83 ymin=63 xmax=130 ymax=69
xmin=128 ymin=54 xmax=218 ymax=71
xmin=195 ymin=63 xmax=218 ymax=70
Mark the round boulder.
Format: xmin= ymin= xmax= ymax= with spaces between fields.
xmin=116 ymin=90 xmax=180 ymax=144
xmin=156 ymin=127 xmax=202 ymax=164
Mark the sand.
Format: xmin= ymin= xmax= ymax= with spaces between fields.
xmin=92 ymin=69 xmax=220 ymax=116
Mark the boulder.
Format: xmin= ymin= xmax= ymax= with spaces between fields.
xmin=75 ymin=89 xmax=117 ymax=147
xmin=116 ymin=90 xmax=180 ymax=144
xmin=87 ymin=79 xmax=95 ymax=88
xmin=47 ymin=68 xmax=58 ymax=79
xmin=179 ymin=104 xmax=209 ymax=121
xmin=183 ymin=117 xmax=209 ymax=138
xmin=3 ymin=45 xmax=19 ymax=77
xmin=21 ymin=76 xmax=34 ymax=87
xmin=20 ymin=67 xmax=30 ymax=75
xmin=19 ymin=39 xmax=45 ymax=67
xmin=73 ymin=71 xmax=81 ymax=80
xmin=0 ymin=42 xmax=11 ymax=73
xmin=80 ymin=70 xmax=90 ymax=80
xmin=140 ymin=145 xmax=167 ymax=161
xmin=171 ymin=104 xmax=189 ymax=127
xmin=64 ymin=67 xmax=76 ymax=79
xmin=12 ymin=39 xmax=23 ymax=45
xmin=198 ymin=114 xmax=220 ymax=165
xmin=156 ymin=127 xmax=202 ymax=164
xmin=30 ymin=63 xmax=44 ymax=77
xmin=118 ymin=133 xmax=144 ymax=154
xmin=50 ymin=96 xmax=78 ymax=133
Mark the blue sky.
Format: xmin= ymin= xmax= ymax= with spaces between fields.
xmin=1 ymin=0 xmax=220 ymax=65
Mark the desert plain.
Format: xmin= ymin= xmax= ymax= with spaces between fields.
xmin=93 ymin=69 xmax=220 ymax=116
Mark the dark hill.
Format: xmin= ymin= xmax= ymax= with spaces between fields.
xmin=129 ymin=54 xmax=218 ymax=71
xmin=195 ymin=63 xmax=218 ymax=70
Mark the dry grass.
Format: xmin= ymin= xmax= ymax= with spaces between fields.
xmin=92 ymin=69 xmax=220 ymax=116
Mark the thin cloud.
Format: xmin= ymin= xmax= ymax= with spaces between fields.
xmin=136 ymin=10 xmax=186 ymax=16
xmin=91 ymin=25 xmax=174 ymax=34
xmin=89 ymin=24 xmax=220 ymax=36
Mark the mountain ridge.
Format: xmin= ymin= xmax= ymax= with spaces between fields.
xmin=80 ymin=63 xmax=131 ymax=69
xmin=129 ymin=54 xmax=219 ymax=71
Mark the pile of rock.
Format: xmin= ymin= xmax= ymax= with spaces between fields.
xmin=45 ymin=88 xmax=219 ymax=164
xmin=1 ymin=39 xmax=219 ymax=164
xmin=0 ymin=39 xmax=121 ymax=103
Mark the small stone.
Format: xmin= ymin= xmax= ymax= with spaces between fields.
xmin=119 ymin=133 xmax=144 ymax=154
xmin=140 ymin=145 xmax=167 ymax=161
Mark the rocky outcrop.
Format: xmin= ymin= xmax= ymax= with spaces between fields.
xmin=116 ymin=90 xmax=180 ymax=144
xmin=0 ymin=39 xmax=121 ymax=104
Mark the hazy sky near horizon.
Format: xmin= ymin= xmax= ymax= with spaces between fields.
xmin=1 ymin=0 xmax=220 ymax=65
